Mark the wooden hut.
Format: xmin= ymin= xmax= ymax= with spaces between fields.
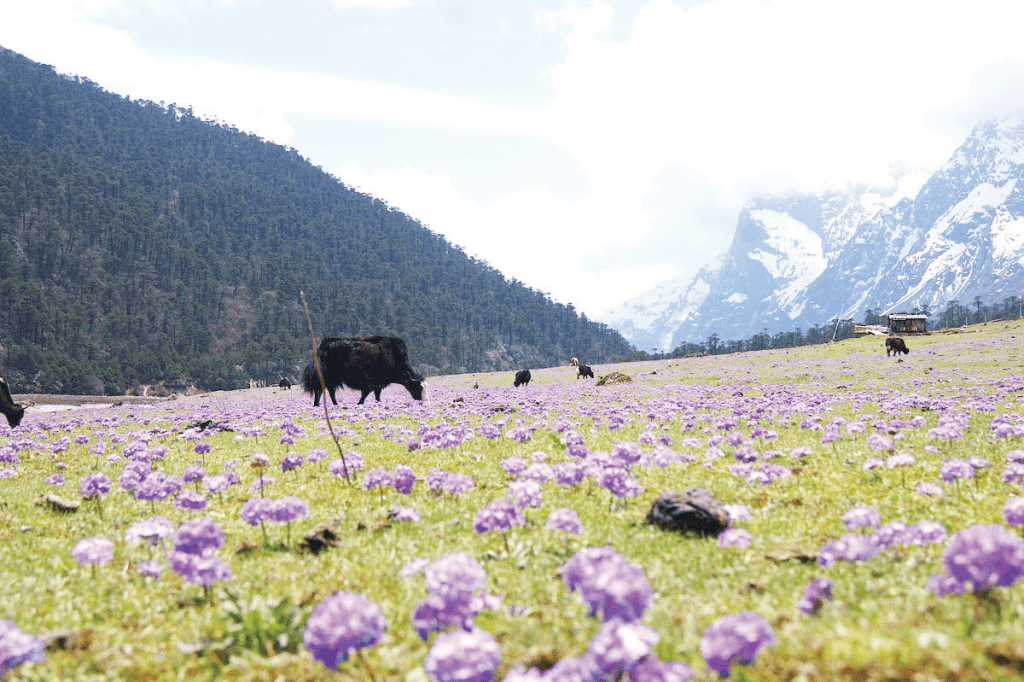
xmin=887 ymin=313 xmax=928 ymax=335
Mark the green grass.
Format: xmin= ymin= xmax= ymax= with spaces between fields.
xmin=2 ymin=320 xmax=1024 ymax=680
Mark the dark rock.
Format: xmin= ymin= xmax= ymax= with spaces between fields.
xmin=643 ymin=488 xmax=728 ymax=537
xmin=299 ymin=518 xmax=344 ymax=555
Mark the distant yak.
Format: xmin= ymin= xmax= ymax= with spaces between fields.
xmin=514 ymin=369 xmax=532 ymax=387
xmin=278 ymin=377 xmax=293 ymax=390
xmin=576 ymin=363 xmax=595 ymax=380
xmin=885 ymin=337 xmax=910 ymax=356
xmin=302 ymin=335 xmax=425 ymax=406
xmin=0 ymin=377 xmax=25 ymax=428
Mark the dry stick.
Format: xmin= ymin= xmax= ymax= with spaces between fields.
xmin=299 ymin=292 xmax=354 ymax=484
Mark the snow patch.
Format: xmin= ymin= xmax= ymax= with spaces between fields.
xmin=747 ymin=209 xmax=827 ymax=317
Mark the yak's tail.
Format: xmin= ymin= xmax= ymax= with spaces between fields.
xmin=301 ymin=361 xmax=320 ymax=395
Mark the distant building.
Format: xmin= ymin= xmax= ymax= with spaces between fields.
xmin=887 ymin=313 xmax=928 ymax=335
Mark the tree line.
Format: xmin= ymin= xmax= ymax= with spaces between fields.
xmin=0 ymin=47 xmax=637 ymax=394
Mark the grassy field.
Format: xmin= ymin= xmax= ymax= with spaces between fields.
xmin=2 ymin=320 xmax=1024 ymax=681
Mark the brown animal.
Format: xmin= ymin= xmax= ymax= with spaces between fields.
xmin=885 ymin=337 xmax=909 ymax=356
xmin=303 ymin=336 xmax=425 ymax=406
xmin=0 ymin=377 xmax=26 ymax=428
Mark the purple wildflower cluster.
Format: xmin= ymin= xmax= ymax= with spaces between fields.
xmin=303 ymin=591 xmax=386 ymax=669
xmin=165 ymin=517 xmax=232 ymax=588
xmin=928 ymin=525 xmax=1024 ymax=595
xmin=560 ymin=546 xmax=651 ymax=623
xmin=0 ymin=619 xmax=45 ymax=677
xmin=410 ymin=552 xmax=500 ymax=641
xmin=700 ymin=611 xmax=775 ymax=678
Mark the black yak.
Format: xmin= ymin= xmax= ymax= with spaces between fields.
xmin=885 ymin=337 xmax=910 ymax=356
xmin=576 ymin=363 xmax=595 ymax=379
xmin=514 ymin=369 xmax=532 ymax=387
xmin=303 ymin=336 xmax=425 ymax=406
xmin=0 ymin=377 xmax=25 ymax=428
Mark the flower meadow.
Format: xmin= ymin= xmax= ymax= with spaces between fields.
xmin=2 ymin=323 xmax=1024 ymax=680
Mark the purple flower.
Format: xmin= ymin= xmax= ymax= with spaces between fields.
xmin=723 ymin=504 xmax=751 ymax=523
xmin=424 ymin=552 xmax=487 ymax=602
xmin=392 ymin=506 xmax=421 ymax=522
xmin=0 ymin=619 xmax=45 ymax=677
xmin=500 ymin=457 xmax=526 ymax=476
xmin=939 ymin=459 xmax=974 ymax=483
xmin=364 ymin=468 xmax=393 ymax=491
xmin=182 ymin=465 xmax=207 ymax=483
xmin=796 ymin=577 xmax=832 ymax=615
xmin=926 ymin=573 xmax=967 ymax=597
xmin=842 ymin=506 xmax=881 ymax=530
xmin=303 ymin=591 xmax=386 ymax=669
xmin=942 ymin=524 xmax=1024 ymax=593
xmin=545 ymin=508 xmax=583 ymax=535
xmin=818 ymin=534 xmax=878 ymax=567
xmin=866 ymin=433 xmax=894 ymax=451
xmin=700 ymin=611 xmax=775 ymax=678
xmin=872 ymin=522 xmax=914 ymax=550
xmin=862 ymin=458 xmax=884 ymax=471
xmin=473 ymin=498 xmax=525 ymax=534
xmin=194 ymin=443 xmax=212 ymax=456
xmin=280 ymin=453 xmax=304 ymax=472
xmin=135 ymin=471 xmax=183 ymax=502
xmin=71 ymin=537 xmax=114 ymax=566
xmin=137 ymin=560 xmax=163 ymax=578
xmin=424 ymin=629 xmax=500 ymax=682
xmin=443 ymin=473 xmax=476 ymax=495
xmin=79 ymin=473 xmax=111 ymax=498
xmin=508 ymin=480 xmax=543 ymax=509
xmin=1005 ymin=462 xmax=1024 ymax=483
xmin=119 ymin=461 xmax=151 ymax=492
xmin=172 ymin=517 xmax=225 ymax=556
xmin=125 ymin=516 xmax=175 ymax=546
xmin=561 ymin=547 xmax=651 ymax=623
xmin=174 ymin=490 xmax=208 ymax=512
xmin=46 ymin=473 xmax=64 ymax=486
xmin=239 ymin=497 xmax=274 ymax=527
xmin=886 ymin=452 xmax=915 ymax=469
xmin=1005 ymin=497 xmax=1024 ymax=527
xmin=522 ymin=462 xmax=556 ymax=483
xmin=915 ymin=481 xmax=944 ymax=497
xmin=393 ymin=464 xmax=416 ymax=494
xmin=911 ymin=520 xmax=948 ymax=545
xmin=587 ymin=620 xmax=659 ymax=678
xmin=203 ymin=473 xmax=234 ymax=494
xmin=165 ymin=551 xmax=232 ymax=587
xmin=630 ymin=655 xmax=695 ymax=682
xmin=267 ymin=496 xmax=310 ymax=524
xmin=718 ymin=528 xmax=752 ymax=549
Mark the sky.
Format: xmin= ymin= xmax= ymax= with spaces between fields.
xmin=5 ymin=0 xmax=1024 ymax=320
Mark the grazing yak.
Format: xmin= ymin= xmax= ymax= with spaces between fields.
xmin=514 ymin=369 xmax=532 ymax=387
xmin=0 ymin=377 xmax=25 ymax=428
xmin=303 ymin=336 xmax=425 ymax=406
xmin=576 ymin=363 xmax=595 ymax=380
xmin=885 ymin=337 xmax=910 ymax=356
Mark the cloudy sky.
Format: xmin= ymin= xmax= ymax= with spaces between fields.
xmin=5 ymin=0 xmax=1024 ymax=319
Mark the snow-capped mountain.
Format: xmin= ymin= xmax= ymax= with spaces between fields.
xmin=603 ymin=115 xmax=1024 ymax=351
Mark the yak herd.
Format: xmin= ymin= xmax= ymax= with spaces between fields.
xmin=0 ymin=334 xmax=914 ymax=428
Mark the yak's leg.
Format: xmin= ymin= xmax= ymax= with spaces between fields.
xmin=329 ymin=388 xmax=338 ymax=405
xmin=313 ymin=391 xmax=321 ymax=407
xmin=373 ymin=388 xmax=382 ymax=401
xmin=358 ymin=390 xmax=370 ymax=405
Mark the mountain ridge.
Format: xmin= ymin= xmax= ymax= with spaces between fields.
xmin=604 ymin=115 xmax=1024 ymax=350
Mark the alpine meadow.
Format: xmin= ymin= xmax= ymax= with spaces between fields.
xmin=2 ymin=322 xmax=1024 ymax=680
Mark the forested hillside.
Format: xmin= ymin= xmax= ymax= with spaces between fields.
xmin=0 ymin=46 xmax=637 ymax=394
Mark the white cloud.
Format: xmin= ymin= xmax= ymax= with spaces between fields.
xmin=8 ymin=0 xmax=1024 ymax=324
xmin=332 ymin=0 xmax=423 ymax=9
